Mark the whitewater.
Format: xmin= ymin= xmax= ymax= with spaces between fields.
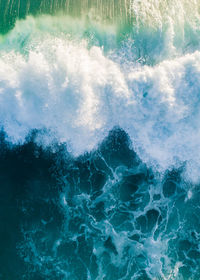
xmin=1 ymin=0 xmax=200 ymax=279
xmin=1 ymin=12 xmax=200 ymax=181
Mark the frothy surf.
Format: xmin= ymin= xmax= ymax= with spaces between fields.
xmin=1 ymin=19 xmax=200 ymax=181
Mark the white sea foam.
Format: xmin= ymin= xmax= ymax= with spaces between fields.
xmin=1 ymin=17 xmax=200 ymax=182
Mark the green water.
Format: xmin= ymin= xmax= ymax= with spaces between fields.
xmin=0 ymin=0 xmax=132 ymax=34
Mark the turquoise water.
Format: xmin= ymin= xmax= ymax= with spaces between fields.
xmin=1 ymin=1 xmax=200 ymax=279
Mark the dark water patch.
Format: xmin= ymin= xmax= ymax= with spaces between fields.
xmin=104 ymin=236 xmax=118 ymax=255
xmin=0 ymin=128 xmax=200 ymax=279
xmin=163 ymin=180 xmax=176 ymax=197
xmin=99 ymin=128 xmax=139 ymax=170
xmin=136 ymin=209 xmax=160 ymax=234
xmin=162 ymin=169 xmax=182 ymax=198
xmin=0 ymin=132 xmax=64 ymax=279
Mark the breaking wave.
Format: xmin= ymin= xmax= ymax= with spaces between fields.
xmin=1 ymin=1 xmax=200 ymax=279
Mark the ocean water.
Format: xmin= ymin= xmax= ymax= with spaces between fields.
xmin=1 ymin=1 xmax=200 ymax=279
